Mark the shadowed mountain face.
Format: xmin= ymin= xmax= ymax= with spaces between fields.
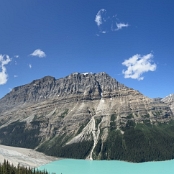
xmin=0 ymin=72 xmax=173 ymax=162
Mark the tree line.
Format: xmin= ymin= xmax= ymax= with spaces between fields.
xmin=94 ymin=120 xmax=174 ymax=162
xmin=0 ymin=160 xmax=48 ymax=174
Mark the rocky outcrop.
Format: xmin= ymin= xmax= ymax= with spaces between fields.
xmin=162 ymin=94 xmax=174 ymax=113
xmin=0 ymin=72 xmax=173 ymax=162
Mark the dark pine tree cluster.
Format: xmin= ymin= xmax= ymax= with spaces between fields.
xmin=96 ymin=120 xmax=174 ymax=162
xmin=0 ymin=160 xmax=48 ymax=174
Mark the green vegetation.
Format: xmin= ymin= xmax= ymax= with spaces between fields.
xmin=127 ymin=114 xmax=134 ymax=119
xmin=153 ymin=111 xmax=162 ymax=116
xmin=0 ymin=121 xmax=41 ymax=148
xmin=76 ymin=119 xmax=90 ymax=135
xmin=60 ymin=109 xmax=69 ymax=118
xmin=76 ymin=125 xmax=85 ymax=135
xmin=95 ymin=117 xmax=102 ymax=129
xmin=98 ymin=120 xmax=174 ymax=162
xmin=143 ymin=114 xmax=150 ymax=118
xmin=135 ymin=113 xmax=139 ymax=117
xmin=2 ymin=117 xmax=174 ymax=162
xmin=93 ymin=139 xmax=102 ymax=159
xmin=0 ymin=119 xmax=6 ymax=127
xmin=0 ymin=159 xmax=48 ymax=174
xmin=110 ymin=114 xmax=116 ymax=122
xmin=91 ymin=108 xmax=96 ymax=115
xmin=110 ymin=114 xmax=116 ymax=131
xmin=37 ymin=134 xmax=93 ymax=159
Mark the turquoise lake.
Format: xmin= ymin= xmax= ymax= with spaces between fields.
xmin=37 ymin=159 xmax=174 ymax=174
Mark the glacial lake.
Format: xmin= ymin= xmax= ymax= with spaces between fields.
xmin=37 ymin=159 xmax=174 ymax=174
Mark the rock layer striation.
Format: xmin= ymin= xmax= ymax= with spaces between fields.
xmin=0 ymin=72 xmax=173 ymax=162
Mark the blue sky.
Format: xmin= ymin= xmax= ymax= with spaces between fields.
xmin=0 ymin=0 xmax=174 ymax=99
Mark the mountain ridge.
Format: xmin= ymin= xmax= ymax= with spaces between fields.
xmin=0 ymin=72 xmax=173 ymax=162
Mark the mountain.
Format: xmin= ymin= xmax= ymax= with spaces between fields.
xmin=162 ymin=94 xmax=174 ymax=113
xmin=0 ymin=72 xmax=174 ymax=162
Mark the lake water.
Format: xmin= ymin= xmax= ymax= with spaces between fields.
xmin=37 ymin=159 xmax=174 ymax=174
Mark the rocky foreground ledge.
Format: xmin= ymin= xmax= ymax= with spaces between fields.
xmin=0 ymin=144 xmax=57 ymax=168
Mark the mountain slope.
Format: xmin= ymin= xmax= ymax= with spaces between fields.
xmin=162 ymin=94 xmax=174 ymax=113
xmin=0 ymin=72 xmax=173 ymax=162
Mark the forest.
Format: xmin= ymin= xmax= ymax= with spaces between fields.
xmin=0 ymin=160 xmax=48 ymax=174
xmin=2 ymin=118 xmax=174 ymax=162
xmin=93 ymin=120 xmax=174 ymax=162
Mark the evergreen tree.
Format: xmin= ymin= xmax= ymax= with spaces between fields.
xmin=0 ymin=160 xmax=48 ymax=174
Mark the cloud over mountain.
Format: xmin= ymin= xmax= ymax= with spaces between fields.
xmin=122 ymin=53 xmax=157 ymax=80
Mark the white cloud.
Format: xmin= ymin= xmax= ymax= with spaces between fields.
xmin=14 ymin=75 xmax=18 ymax=78
xmin=30 ymin=49 xmax=46 ymax=58
xmin=95 ymin=9 xmax=129 ymax=34
xmin=0 ymin=55 xmax=11 ymax=85
xmin=95 ymin=9 xmax=106 ymax=26
xmin=122 ymin=53 xmax=157 ymax=80
xmin=29 ymin=64 xmax=32 ymax=68
xmin=115 ymin=23 xmax=129 ymax=30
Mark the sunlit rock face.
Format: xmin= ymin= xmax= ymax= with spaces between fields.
xmin=162 ymin=94 xmax=174 ymax=114
xmin=0 ymin=72 xmax=173 ymax=162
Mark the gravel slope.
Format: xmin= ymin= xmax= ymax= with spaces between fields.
xmin=0 ymin=144 xmax=57 ymax=168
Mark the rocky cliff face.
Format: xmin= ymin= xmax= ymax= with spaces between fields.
xmin=162 ymin=94 xmax=174 ymax=113
xmin=0 ymin=73 xmax=126 ymax=110
xmin=0 ymin=72 xmax=173 ymax=162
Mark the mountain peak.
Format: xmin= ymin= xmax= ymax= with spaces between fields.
xmin=0 ymin=72 xmax=173 ymax=162
xmin=0 ymin=72 xmax=126 ymax=112
xmin=69 ymin=72 xmax=108 ymax=77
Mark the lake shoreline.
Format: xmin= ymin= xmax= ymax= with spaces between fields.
xmin=0 ymin=144 xmax=58 ymax=168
